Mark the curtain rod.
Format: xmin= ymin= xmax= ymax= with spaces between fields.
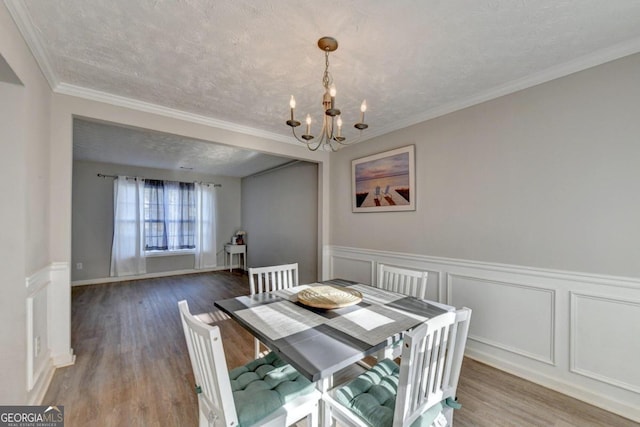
xmin=97 ymin=173 xmax=222 ymax=187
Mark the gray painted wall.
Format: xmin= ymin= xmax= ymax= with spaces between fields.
xmin=0 ymin=3 xmax=52 ymax=403
xmin=241 ymin=161 xmax=318 ymax=284
xmin=72 ymin=160 xmax=242 ymax=281
xmin=330 ymin=53 xmax=640 ymax=279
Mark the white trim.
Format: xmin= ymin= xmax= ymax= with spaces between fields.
xmin=25 ymin=268 xmax=50 ymax=391
xmin=448 ymin=273 xmax=556 ymax=365
xmin=569 ymin=292 xmax=640 ymax=394
xmin=328 ymin=245 xmax=640 ymax=422
xmin=4 ymin=0 xmax=58 ymax=90
xmin=24 ymin=265 xmax=57 ymax=405
xmin=362 ymin=37 xmax=640 ymax=141
xmin=9 ymin=0 xmax=640 ymax=147
xmin=47 ymin=262 xmax=75 ymax=368
xmin=72 ymin=265 xmax=230 ymax=287
xmin=55 ymin=83 xmax=296 ymax=145
xmin=144 ymin=249 xmax=196 ymax=258
xmin=51 ymin=349 xmax=75 ymax=367
xmin=26 ymin=360 xmax=55 ymax=406
xmin=330 ymin=245 xmax=640 ymax=290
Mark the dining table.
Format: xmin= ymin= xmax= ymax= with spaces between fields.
xmin=214 ymin=278 xmax=452 ymax=425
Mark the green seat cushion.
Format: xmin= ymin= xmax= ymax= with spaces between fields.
xmin=229 ymin=352 xmax=315 ymax=427
xmin=334 ymin=358 xmax=443 ymax=427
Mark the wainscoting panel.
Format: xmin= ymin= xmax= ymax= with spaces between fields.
xmin=330 ymin=255 xmax=373 ymax=285
xmin=25 ymin=262 xmax=74 ymax=405
xmin=26 ymin=267 xmax=50 ymax=392
xmin=326 ymin=245 xmax=640 ymax=422
xmin=25 ymin=265 xmax=55 ymax=405
xmin=571 ymin=292 xmax=640 ymax=394
xmin=449 ymin=274 xmax=555 ymax=364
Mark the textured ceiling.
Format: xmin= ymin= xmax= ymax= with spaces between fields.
xmin=8 ymin=1 xmax=640 ymax=174
xmin=73 ymin=119 xmax=294 ymax=177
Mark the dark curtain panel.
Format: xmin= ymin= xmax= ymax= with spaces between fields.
xmin=144 ymin=180 xmax=168 ymax=250
xmin=175 ymin=182 xmax=196 ymax=249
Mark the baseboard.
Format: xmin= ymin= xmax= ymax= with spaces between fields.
xmin=26 ymin=359 xmax=55 ymax=405
xmin=464 ymin=348 xmax=640 ymax=423
xmin=327 ymin=245 xmax=640 ymax=423
xmin=51 ymin=349 xmax=76 ymax=367
xmin=71 ymin=265 xmax=233 ymax=287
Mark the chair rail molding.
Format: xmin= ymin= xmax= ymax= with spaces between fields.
xmin=25 ymin=262 xmax=76 ymax=404
xmin=327 ymin=245 xmax=640 ymax=422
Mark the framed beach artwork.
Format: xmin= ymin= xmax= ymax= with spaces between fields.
xmin=352 ymin=145 xmax=415 ymax=212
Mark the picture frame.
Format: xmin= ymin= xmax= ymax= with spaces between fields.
xmin=352 ymin=145 xmax=415 ymax=213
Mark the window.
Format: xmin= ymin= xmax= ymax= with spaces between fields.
xmin=143 ymin=180 xmax=196 ymax=252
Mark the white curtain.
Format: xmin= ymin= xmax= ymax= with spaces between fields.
xmin=195 ymin=183 xmax=217 ymax=269
xmin=110 ymin=177 xmax=146 ymax=277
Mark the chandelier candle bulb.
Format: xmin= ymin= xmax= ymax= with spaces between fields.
xmin=330 ymin=84 xmax=337 ymax=110
xmin=285 ymin=36 xmax=369 ymax=150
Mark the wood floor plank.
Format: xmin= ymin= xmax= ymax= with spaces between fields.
xmin=42 ymin=271 xmax=638 ymax=426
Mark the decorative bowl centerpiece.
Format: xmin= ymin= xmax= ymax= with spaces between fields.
xmin=297 ymin=285 xmax=363 ymax=309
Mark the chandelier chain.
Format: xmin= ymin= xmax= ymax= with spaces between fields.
xmin=286 ymin=36 xmax=368 ymax=151
xmin=322 ymin=50 xmax=331 ymax=90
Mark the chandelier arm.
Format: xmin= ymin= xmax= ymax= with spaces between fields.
xmin=333 ymin=130 xmax=365 ymax=145
xmin=291 ymin=126 xmax=325 ymax=151
xmin=285 ymin=36 xmax=368 ymax=151
xmin=290 ymin=127 xmax=310 ymax=144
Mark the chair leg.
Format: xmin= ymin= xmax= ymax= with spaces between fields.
xmin=305 ymin=402 xmax=319 ymax=427
xmin=374 ymin=346 xmax=393 ymax=361
xmin=254 ymin=338 xmax=261 ymax=359
xmin=322 ymin=401 xmax=333 ymax=427
xmin=198 ymin=399 xmax=210 ymax=427
xmin=443 ymin=406 xmax=453 ymax=426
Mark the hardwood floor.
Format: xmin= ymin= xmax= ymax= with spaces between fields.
xmin=43 ymin=272 xmax=638 ymax=427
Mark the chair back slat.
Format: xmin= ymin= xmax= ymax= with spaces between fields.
xmin=249 ymin=263 xmax=299 ymax=295
xmin=248 ymin=263 xmax=299 ymax=358
xmin=377 ymin=263 xmax=428 ymax=299
xmin=394 ymin=308 xmax=472 ymax=426
xmin=178 ymin=300 xmax=238 ymax=426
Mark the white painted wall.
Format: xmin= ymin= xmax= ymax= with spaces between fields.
xmin=6 ymin=0 xmax=639 ymax=415
xmin=0 ymin=3 xmax=53 ymax=404
xmin=241 ymin=161 xmax=319 ymax=283
xmin=44 ymin=89 xmax=331 ymax=396
xmin=328 ymin=246 xmax=640 ymax=421
xmin=330 ymin=53 xmax=640 ymax=279
xmin=328 ymin=53 xmax=640 ymax=421
xmin=72 ymin=160 xmax=242 ymax=282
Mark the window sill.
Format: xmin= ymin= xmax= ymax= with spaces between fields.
xmin=145 ymin=249 xmax=195 ymax=258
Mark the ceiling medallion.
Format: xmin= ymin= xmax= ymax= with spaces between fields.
xmin=286 ymin=37 xmax=368 ymax=151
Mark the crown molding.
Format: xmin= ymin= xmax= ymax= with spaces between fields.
xmin=368 ymin=36 xmax=640 ymax=140
xmin=4 ymin=0 xmax=58 ymax=90
xmin=55 ymin=83 xmax=296 ymax=145
xmin=7 ymin=0 xmax=640 ymax=147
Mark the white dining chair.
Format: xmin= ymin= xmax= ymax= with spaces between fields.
xmin=323 ymin=308 xmax=472 ymax=427
xmin=375 ymin=263 xmax=431 ymax=360
xmin=376 ymin=263 xmax=428 ymax=299
xmin=248 ymin=263 xmax=299 ymax=358
xmin=178 ymin=300 xmax=320 ymax=427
